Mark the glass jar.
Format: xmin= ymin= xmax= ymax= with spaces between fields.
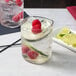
xmin=0 ymin=0 xmax=23 ymax=28
xmin=21 ymin=16 xmax=53 ymax=64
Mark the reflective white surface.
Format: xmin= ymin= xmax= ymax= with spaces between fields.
xmin=0 ymin=9 xmax=76 ymax=76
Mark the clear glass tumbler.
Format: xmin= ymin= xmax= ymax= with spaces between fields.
xmin=0 ymin=0 xmax=23 ymax=28
xmin=21 ymin=16 xmax=53 ymax=64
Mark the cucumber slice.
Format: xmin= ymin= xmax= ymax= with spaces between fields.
xmin=24 ymin=42 xmax=48 ymax=57
xmin=30 ymin=46 xmax=48 ymax=57
xmin=22 ymin=55 xmax=27 ymax=58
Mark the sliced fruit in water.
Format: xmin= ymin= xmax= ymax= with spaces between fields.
xmin=15 ymin=0 xmax=23 ymax=6
xmin=12 ymin=14 xmax=20 ymax=22
xmin=30 ymin=46 xmax=48 ymax=57
xmin=22 ymin=45 xmax=30 ymax=54
xmin=24 ymin=42 xmax=48 ymax=57
xmin=27 ymin=51 xmax=39 ymax=59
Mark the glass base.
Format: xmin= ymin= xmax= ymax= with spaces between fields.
xmin=22 ymin=52 xmax=52 ymax=64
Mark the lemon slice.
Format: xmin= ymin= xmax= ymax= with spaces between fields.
xmin=56 ymin=27 xmax=71 ymax=39
xmin=60 ymin=27 xmax=71 ymax=34
xmin=56 ymin=27 xmax=76 ymax=48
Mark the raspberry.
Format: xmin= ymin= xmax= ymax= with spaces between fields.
xmin=33 ymin=24 xmax=41 ymax=29
xmin=32 ymin=29 xmax=42 ymax=34
xmin=32 ymin=19 xmax=41 ymax=26
xmin=22 ymin=45 xmax=30 ymax=54
xmin=27 ymin=51 xmax=39 ymax=59
xmin=5 ymin=0 xmax=10 ymax=3
xmin=12 ymin=14 xmax=20 ymax=22
xmin=32 ymin=24 xmax=42 ymax=34
xmin=15 ymin=0 xmax=22 ymax=6
xmin=18 ymin=11 xmax=23 ymax=19
xmin=32 ymin=19 xmax=42 ymax=34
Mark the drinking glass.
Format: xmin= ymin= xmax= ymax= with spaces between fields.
xmin=0 ymin=0 xmax=23 ymax=28
xmin=21 ymin=16 xmax=53 ymax=64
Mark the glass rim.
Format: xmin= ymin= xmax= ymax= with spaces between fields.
xmin=21 ymin=16 xmax=54 ymax=36
xmin=21 ymin=16 xmax=54 ymax=40
xmin=21 ymin=16 xmax=54 ymax=27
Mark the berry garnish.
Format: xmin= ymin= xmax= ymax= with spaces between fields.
xmin=32 ymin=19 xmax=41 ymax=26
xmin=33 ymin=24 xmax=41 ymax=29
xmin=18 ymin=11 xmax=23 ymax=19
xmin=27 ymin=51 xmax=39 ymax=59
xmin=32 ymin=19 xmax=42 ymax=34
xmin=12 ymin=14 xmax=20 ymax=22
xmin=22 ymin=45 xmax=30 ymax=54
xmin=32 ymin=28 xmax=42 ymax=34
xmin=15 ymin=0 xmax=22 ymax=6
xmin=5 ymin=0 xmax=10 ymax=3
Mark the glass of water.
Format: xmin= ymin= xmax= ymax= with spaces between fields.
xmin=21 ymin=16 xmax=53 ymax=64
xmin=0 ymin=0 xmax=23 ymax=28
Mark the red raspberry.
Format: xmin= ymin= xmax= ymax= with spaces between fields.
xmin=5 ymin=0 xmax=10 ymax=3
xmin=12 ymin=14 xmax=20 ymax=22
xmin=32 ymin=19 xmax=42 ymax=34
xmin=32 ymin=19 xmax=41 ymax=26
xmin=27 ymin=51 xmax=39 ymax=59
xmin=22 ymin=45 xmax=30 ymax=54
xmin=33 ymin=24 xmax=41 ymax=29
xmin=18 ymin=11 xmax=23 ymax=19
xmin=32 ymin=29 xmax=42 ymax=34
xmin=15 ymin=0 xmax=22 ymax=6
xmin=32 ymin=24 xmax=42 ymax=34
